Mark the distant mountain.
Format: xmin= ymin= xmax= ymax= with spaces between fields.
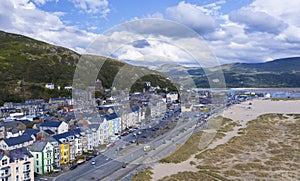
xmin=0 ymin=31 xmax=176 ymax=105
xmin=157 ymin=57 xmax=300 ymax=88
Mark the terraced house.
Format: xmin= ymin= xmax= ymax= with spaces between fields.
xmin=0 ymin=147 xmax=34 ymax=181
xmin=52 ymin=135 xmax=70 ymax=165
xmin=29 ymin=141 xmax=54 ymax=175
xmin=53 ymin=129 xmax=83 ymax=164
xmin=0 ymin=134 xmax=35 ymax=151
xmin=39 ymin=120 xmax=69 ymax=135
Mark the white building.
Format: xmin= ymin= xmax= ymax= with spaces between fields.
xmin=39 ymin=121 xmax=69 ymax=135
xmin=0 ymin=135 xmax=35 ymax=151
xmin=0 ymin=147 xmax=34 ymax=181
xmin=45 ymin=83 xmax=54 ymax=90
xmin=166 ymin=92 xmax=179 ymax=102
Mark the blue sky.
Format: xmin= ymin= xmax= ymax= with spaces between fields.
xmin=1 ymin=0 xmax=300 ymax=65
xmin=32 ymin=0 xmax=253 ymax=34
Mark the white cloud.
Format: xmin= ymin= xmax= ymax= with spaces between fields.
xmin=2 ymin=0 xmax=300 ymax=66
xmin=202 ymin=0 xmax=300 ymax=63
xmin=250 ymin=0 xmax=300 ymax=26
xmin=31 ymin=0 xmax=60 ymax=6
xmin=73 ymin=0 xmax=110 ymax=16
xmin=228 ymin=8 xmax=287 ymax=34
xmin=86 ymin=0 xmax=300 ymax=66
xmin=86 ymin=23 xmax=218 ymax=68
xmin=166 ymin=1 xmax=216 ymax=34
xmin=0 ymin=0 xmax=97 ymax=53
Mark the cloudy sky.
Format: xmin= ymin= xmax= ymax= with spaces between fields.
xmin=1 ymin=0 xmax=300 ymax=65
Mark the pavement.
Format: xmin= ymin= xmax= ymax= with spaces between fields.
xmin=36 ymin=105 xmax=224 ymax=181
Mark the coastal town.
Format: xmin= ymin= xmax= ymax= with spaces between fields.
xmin=0 ymin=79 xmax=265 ymax=181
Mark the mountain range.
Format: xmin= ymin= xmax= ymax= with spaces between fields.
xmin=155 ymin=57 xmax=300 ymax=88
xmin=0 ymin=30 xmax=300 ymax=105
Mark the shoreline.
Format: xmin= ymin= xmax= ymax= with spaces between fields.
xmin=151 ymin=98 xmax=300 ymax=180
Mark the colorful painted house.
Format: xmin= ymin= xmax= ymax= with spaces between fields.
xmin=52 ymin=135 xmax=70 ymax=165
xmin=105 ymin=113 xmax=121 ymax=136
xmin=29 ymin=141 xmax=54 ymax=174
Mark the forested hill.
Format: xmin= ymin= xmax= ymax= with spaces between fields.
xmin=0 ymin=31 xmax=176 ymax=105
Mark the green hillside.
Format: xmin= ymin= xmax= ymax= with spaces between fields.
xmin=0 ymin=31 xmax=176 ymax=105
xmin=181 ymin=58 xmax=300 ymax=88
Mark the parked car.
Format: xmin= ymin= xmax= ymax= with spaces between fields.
xmin=86 ymin=156 xmax=93 ymax=161
xmin=77 ymin=159 xmax=85 ymax=165
xmin=70 ymin=164 xmax=78 ymax=170
xmin=122 ymin=162 xmax=128 ymax=168
xmin=92 ymin=153 xmax=98 ymax=158
xmin=91 ymin=160 xmax=96 ymax=165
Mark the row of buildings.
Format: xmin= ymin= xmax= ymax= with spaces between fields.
xmin=0 ymin=91 xmax=177 ymax=180
xmin=0 ymin=104 xmax=157 ymax=180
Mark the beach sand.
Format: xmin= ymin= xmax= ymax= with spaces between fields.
xmin=151 ymin=98 xmax=300 ymax=180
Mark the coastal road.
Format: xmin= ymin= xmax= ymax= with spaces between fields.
xmin=43 ymin=105 xmax=227 ymax=181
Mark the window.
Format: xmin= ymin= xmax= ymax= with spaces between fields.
xmin=37 ymin=168 xmax=39 ymax=173
xmin=16 ymin=175 xmax=19 ymax=181
xmin=16 ymin=167 xmax=19 ymax=173
xmin=24 ymin=172 xmax=30 ymax=179
xmin=1 ymin=159 xmax=7 ymax=165
xmin=36 ymin=160 xmax=39 ymax=165
xmin=24 ymin=164 xmax=30 ymax=171
xmin=36 ymin=154 xmax=39 ymax=159
xmin=47 ymin=152 xmax=50 ymax=158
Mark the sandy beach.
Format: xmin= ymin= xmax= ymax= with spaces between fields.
xmin=151 ymin=98 xmax=300 ymax=180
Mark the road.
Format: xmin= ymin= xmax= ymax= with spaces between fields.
xmin=38 ymin=104 xmax=229 ymax=181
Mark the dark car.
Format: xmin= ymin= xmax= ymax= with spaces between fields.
xmin=86 ymin=156 xmax=93 ymax=161
xmin=69 ymin=164 xmax=78 ymax=170
xmin=128 ymin=129 xmax=134 ymax=133
xmin=92 ymin=153 xmax=98 ymax=158
xmin=122 ymin=162 xmax=128 ymax=168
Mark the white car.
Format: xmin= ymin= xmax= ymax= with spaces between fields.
xmin=91 ymin=160 xmax=96 ymax=165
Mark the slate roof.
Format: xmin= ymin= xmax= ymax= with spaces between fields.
xmin=22 ymin=129 xmax=39 ymax=136
xmin=130 ymin=106 xmax=140 ymax=112
xmin=104 ymin=113 xmax=119 ymax=120
xmin=42 ymin=137 xmax=59 ymax=145
xmin=4 ymin=135 xmax=34 ymax=147
xmin=40 ymin=121 xmax=63 ymax=128
xmin=29 ymin=141 xmax=49 ymax=152
xmin=52 ymin=128 xmax=82 ymax=144
xmin=89 ymin=124 xmax=100 ymax=130
xmin=44 ymin=129 xmax=55 ymax=135
xmin=0 ymin=152 xmax=5 ymax=160
xmin=50 ymin=98 xmax=71 ymax=101
xmin=9 ymin=147 xmax=33 ymax=162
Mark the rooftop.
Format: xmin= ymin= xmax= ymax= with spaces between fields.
xmin=9 ymin=147 xmax=33 ymax=162
xmin=4 ymin=134 xmax=34 ymax=147
xmin=40 ymin=120 xmax=63 ymax=128
xmin=29 ymin=141 xmax=50 ymax=152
